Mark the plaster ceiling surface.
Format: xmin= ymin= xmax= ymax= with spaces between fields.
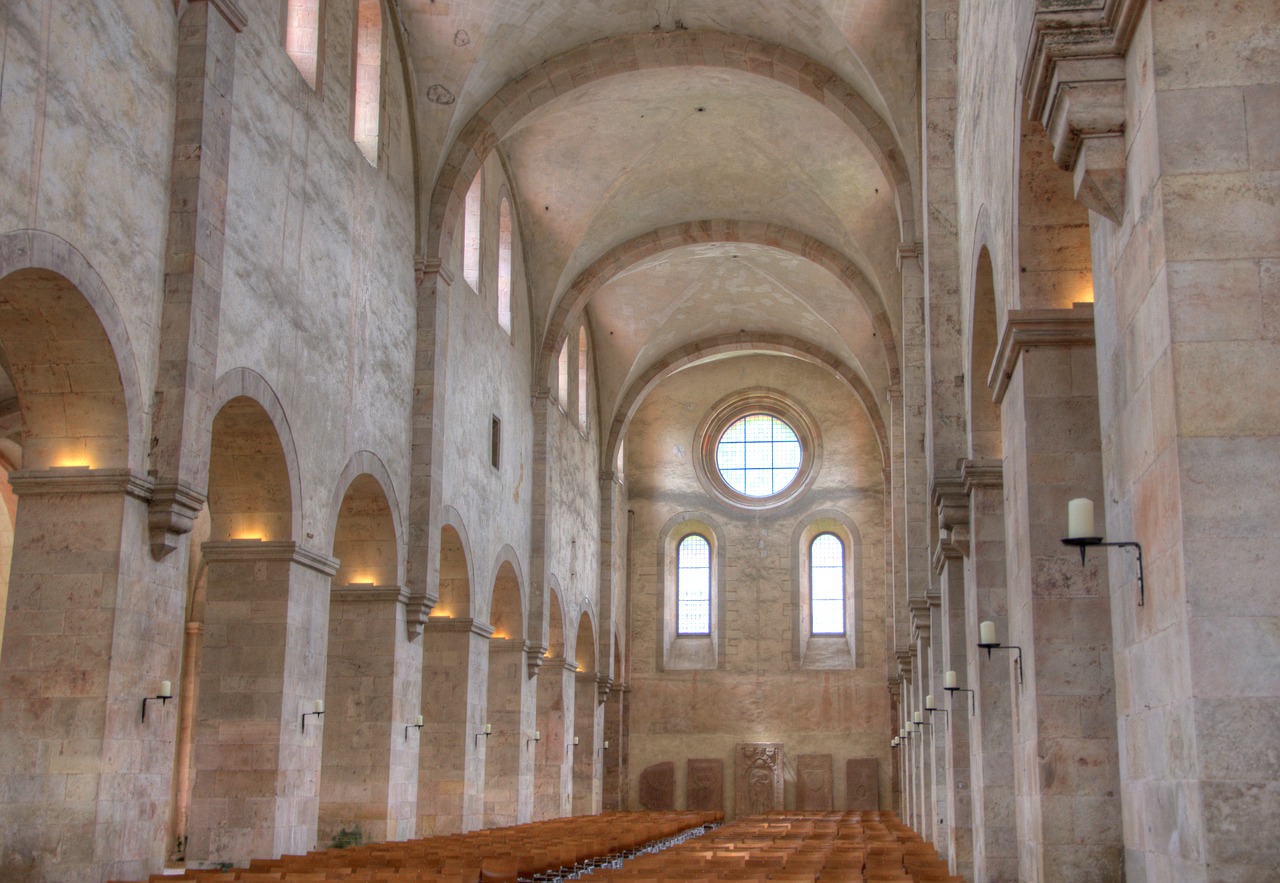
xmin=396 ymin=0 xmax=920 ymax=187
xmin=501 ymin=66 xmax=902 ymax=322
xmin=589 ymin=242 xmax=889 ymax=425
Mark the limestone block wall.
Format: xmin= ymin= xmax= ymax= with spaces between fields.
xmin=625 ymin=355 xmax=890 ymax=817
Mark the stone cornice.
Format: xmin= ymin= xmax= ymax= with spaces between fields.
xmin=200 ymin=540 xmax=341 ymax=576
xmin=991 ymin=304 xmax=1095 ymax=404
xmin=931 ymin=472 xmax=969 ymax=568
xmin=415 ymin=256 xmax=455 ymax=288
xmin=909 ymin=597 xmax=932 ymax=642
xmin=896 ymin=650 xmax=914 ymax=682
xmin=961 ymin=458 xmax=1004 ymax=492
xmin=896 ymin=242 xmax=923 ymax=271
xmin=330 ymin=584 xmax=409 ymax=604
xmin=1023 ymin=0 xmax=1144 ymax=222
xmin=423 ymin=616 xmax=494 ymax=639
xmin=9 ymin=467 xmax=154 ymax=502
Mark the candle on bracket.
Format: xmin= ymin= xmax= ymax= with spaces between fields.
xmin=944 ymin=671 xmax=957 ymax=689
xmin=925 ymin=694 xmax=934 ymax=709
xmin=160 ymin=680 xmax=172 ymax=698
xmin=913 ymin=711 xmax=922 ymax=724
xmin=416 ymin=714 xmax=424 ymax=727
xmin=534 ymin=730 xmax=540 ymax=741
xmin=1068 ymin=498 xmax=1095 ymax=539
xmin=484 ymin=723 xmax=492 ymax=735
xmin=980 ymin=620 xmax=997 ymax=644
xmin=314 ymin=700 xmax=324 ymax=714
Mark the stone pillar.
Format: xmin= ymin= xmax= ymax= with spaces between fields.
xmin=571 ymin=669 xmax=602 ymax=815
xmin=187 ymin=539 xmax=339 ymax=866
xmin=418 ymin=617 xmax=490 ymax=834
xmin=0 ymin=468 xmax=185 ymax=883
xmin=910 ymin=600 xmax=933 ymax=842
xmin=927 ymin=595 xmax=948 ymax=859
xmin=938 ymin=547 xmax=973 ymax=880
xmin=318 ymin=585 xmax=418 ymax=845
xmin=147 ymin=0 xmax=247 ymax=560
xmin=995 ymin=311 xmax=1121 ymax=882
xmin=533 ymin=655 xmax=566 ymax=820
xmin=602 ymin=683 xmax=625 ymax=811
xmin=482 ymin=638 xmax=528 ymax=828
xmin=962 ymin=459 xmax=1018 ymax=881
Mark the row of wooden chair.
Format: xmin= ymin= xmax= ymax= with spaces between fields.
xmin=115 ymin=812 xmax=719 ymax=883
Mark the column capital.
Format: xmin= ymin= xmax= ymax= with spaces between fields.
xmin=991 ymin=304 xmax=1095 ymax=404
xmin=896 ymin=242 xmax=924 ymax=271
xmin=330 ymin=584 xmax=409 ymax=604
xmin=200 ymin=539 xmax=340 ymax=576
xmin=415 ymin=256 xmax=455 ymax=288
xmin=422 ymin=616 xmax=494 ymax=639
xmin=9 ymin=467 xmax=153 ymax=501
xmin=961 ymin=458 xmax=1004 ymax=492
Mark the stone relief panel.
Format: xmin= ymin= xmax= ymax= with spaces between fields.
xmin=686 ymin=758 xmax=724 ymax=811
xmin=845 ymin=757 xmax=880 ymax=810
xmin=735 ymin=742 xmax=783 ymax=817
xmin=796 ymin=754 xmax=833 ymax=811
xmin=638 ymin=761 xmax=675 ymax=810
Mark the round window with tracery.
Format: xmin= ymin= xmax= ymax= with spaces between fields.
xmin=695 ymin=390 xmax=821 ymax=510
xmin=715 ymin=413 xmax=803 ymax=497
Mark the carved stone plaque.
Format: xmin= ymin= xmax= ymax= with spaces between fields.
xmin=735 ymin=742 xmax=783 ymax=817
xmin=796 ymin=754 xmax=833 ymax=811
xmin=638 ymin=761 xmax=675 ymax=810
xmin=686 ymin=758 xmax=724 ymax=811
xmin=845 ymin=757 xmax=880 ymax=810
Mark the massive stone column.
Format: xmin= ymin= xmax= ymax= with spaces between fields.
xmin=571 ymin=670 xmax=603 ymax=816
xmin=318 ymin=586 xmax=419 ymax=845
xmin=963 ymin=460 xmax=1018 ymax=882
xmin=0 ymin=469 xmax=185 ymax=883
xmin=533 ymin=655 xmax=567 ymax=820
xmin=995 ymin=310 xmax=1121 ymax=882
xmin=937 ymin=538 xmax=973 ymax=880
xmin=417 ymin=617 xmax=491 ymax=834
xmin=187 ymin=540 xmax=339 ymax=866
xmin=482 ymin=638 xmax=529 ymax=828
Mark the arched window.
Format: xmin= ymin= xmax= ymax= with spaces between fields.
xmin=557 ymin=341 xmax=569 ymax=408
xmin=497 ymin=199 xmax=512 ymax=332
xmin=283 ymin=0 xmax=325 ymax=90
xmin=676 ymin=535 xmax=711 ymax=635
xmin=463 ymin=173 xmax=482 ymax=290
xmin=577 ymin=326 xmax=588 ymax=433
xmin=809 ymin=533 xmax=845 ymax=634
xmin=352 ymin=0 xmax=382 ymax=165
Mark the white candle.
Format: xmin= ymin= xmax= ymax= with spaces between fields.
xmin=913 ymin=711 xmax=922 ymax=723
xmin=899 ymin=728 xmax=906 ymax=738
xmin=980 ymin=620 xmax=997 ymax=644
xmin=484 ymin=723 xmax=492 ymax=735
xmin=944 ymin=671 xmax=957 ymax=689
xmin=925 ymin=694 xmax=934 ymax=709
xmin=604 ymin=740 xmax=610 ymax=749
xmin=416 ymin=714 xmax=424 ymax=727
xmin=1068 ymin=497 xmax=1095 ymax=539
xmin=534 ymin=730 xmax=540 ymax=741
xmin=573 ymin=736 xmax=580 ymax=745
xmin=314 ymin=700 xmax=324 ymax=714
xmin=160 ymin=680 xmax=172 ymax=698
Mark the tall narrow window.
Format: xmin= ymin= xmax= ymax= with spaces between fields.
xmin=676 ymin=535 xmax=711 ymax=635
xmin=497 ymin=199 xmax=512 ymax=332
xmin=577 ymin=326 xmax=588 ymax=433
xmin=557 ymin=341 xmax=569 ymax=407
xmin=463 ymin=173 xmax=482 ymax=290
xmin=352 ymin=0 xmax=382 ymax=165
xmin=810 ymin=533 xmax=845 ymax=634
xmin=283 ymin=0 xmax=325 ymax=90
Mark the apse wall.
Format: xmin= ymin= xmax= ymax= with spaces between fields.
xmin=625 ymin=354 xmax=890 ymax=815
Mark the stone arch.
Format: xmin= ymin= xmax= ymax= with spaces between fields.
xmin=436 ymin=505 xmax=474 ymax=619
xmin=482 ymin=550 xmax=528 ymax=827
xmin=487 ymin=548 xmax=526 ymax=641
xmin=572 ymin=608 xmax=597 ymax=674
xmin=536 ymin=219 xmax=900 ymax=394
xmin=209 ymin=368 xmax=303 ymax=542
xmin=969 ymin=244 xmax=1003 ymax=461
xmin=605 ymin=333 xmax=889 ymax=474
xmin=0 ymin=230 xmax=145 ymax=472
xmin=425 ymin=30 xmax=916 ymax=263
xmin=326 ymin=450 xmax=403 ymax=586
xmin=545 ymin=580 xmax=566 ymax=659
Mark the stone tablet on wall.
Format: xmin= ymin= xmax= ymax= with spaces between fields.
xmin=687 ymin=758 xmax=724 ymax=811
xmin=845 ymin=758 xmax=880 ymax=810
xmin=638 ymin=761 xmax=675 ymax=810
xmin=796 ymin=754 xmax=833 ymax=811
xmin=735 ymin=742 xmax=783 ymax=817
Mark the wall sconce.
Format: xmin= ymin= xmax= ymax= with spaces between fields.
xmin=405 ymin=714 xmax=424 ymax=742
xmin=898 ymin=727 xmax=911 ymax=741
xmin=573 ymin=735 xmax=580 ymax=746
xmin=912 ymin=710 xmax=931 ymax=730
xmin=475 ymin=722 xmax=492 ymax=747
xmin=141 ymin=680 xmax=173 ymax=722
xmin=925 ymin=694 xmax=948 ymax=718
xmin=943 ymin=670 xmax=975 ymax=715
xmin=598 ymin=739 xmax=610 ymax=755
xmin=527 ymin=729 xmax=541 ymax=748
xmin=1061 ymin=497 xmax=1146 ymax=606
xmin=977 ymin=620 xmax=1024 ymax=684
xmin=302 ymin=700 xmax=324 ymax=732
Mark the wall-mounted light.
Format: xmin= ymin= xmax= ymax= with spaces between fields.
xmin=598 ymin=739 xmax=610 ymax=754
xmin=912 ymin=710 xmax=931 ymax=730
xmin=977 ymin=620 xmax=1023 ymax=684
xmin=527 ymin=729 xmax=541 ymax=747
xmin=891 ymin=736 xmax=900 ymax=749
xmin=405 ymin=714 xmax=424 ymax=742
xmin=302 ymin=700 xmax=324 ymax=732
xmin=141 ymin=680 xmax=173 ymax=722
xmin=924 ymin=694 xmax=948 ymax=718
xmin=573 ymin=735 xmax=580 ymax=746
xmin=475 ymin=722 xmax=492 ymax=747
xmin=1061 ymin=497 xmax=1146 ymax=606
xmin=943 ymin=670 xmax=975 ymax=716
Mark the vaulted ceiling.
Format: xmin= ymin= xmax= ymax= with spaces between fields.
xmin=398 ymin=0 xmax=921 ymax=443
